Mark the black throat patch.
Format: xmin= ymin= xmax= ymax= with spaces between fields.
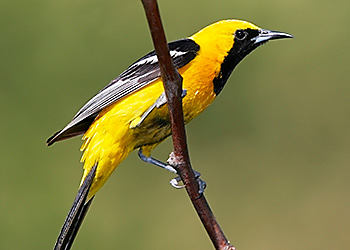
xmin=213 ymin=28 xmax=260 ymax=95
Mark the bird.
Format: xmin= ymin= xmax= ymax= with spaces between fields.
xmin=47 ymin=19 xmax=292 ymax=250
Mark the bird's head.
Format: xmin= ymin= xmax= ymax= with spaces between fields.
xmin=190 ymin=19 xmax=293 ymax=95
xmin=191 ymin=19 xmax=293 ymax=60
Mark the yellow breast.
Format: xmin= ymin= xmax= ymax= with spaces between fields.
xmin=80 ymin=36 xmax=228 ymax=197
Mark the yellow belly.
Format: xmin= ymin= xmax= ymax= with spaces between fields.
xmin=80 ymin=53 xmax=220 ymax=198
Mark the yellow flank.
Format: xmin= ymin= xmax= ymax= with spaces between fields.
xmin=80 ymin=20 xmax=262 ymax=198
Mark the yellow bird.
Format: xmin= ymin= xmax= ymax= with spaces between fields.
xmin=48 ymin=19 xmax=292 ymax=250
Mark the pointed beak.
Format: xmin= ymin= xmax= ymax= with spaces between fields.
xmin=252 ymin=29 xmax=293 ymax=45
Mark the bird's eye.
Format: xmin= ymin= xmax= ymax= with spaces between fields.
xmin=235 ymin=30 xmax=247 ymax=40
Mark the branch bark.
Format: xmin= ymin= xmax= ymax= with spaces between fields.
xmin=141 ymin=1 xmax=235 ymax=250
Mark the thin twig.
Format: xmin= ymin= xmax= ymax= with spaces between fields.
xmin=140 ymin=1 xmax=235 ymax=250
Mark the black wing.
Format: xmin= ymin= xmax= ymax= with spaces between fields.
xmin=47 ymin=39 xmax=200 ymax=145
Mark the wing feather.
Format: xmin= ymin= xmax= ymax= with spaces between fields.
xmin=47 ymin=39 xmax=199 ymax=145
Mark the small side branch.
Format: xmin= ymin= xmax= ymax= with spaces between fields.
xmin=140 ymin=1 xmax=235 ymax=250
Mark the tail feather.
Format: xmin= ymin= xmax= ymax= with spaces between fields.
xmin=54 ymin=163 xmax=97 ymax=250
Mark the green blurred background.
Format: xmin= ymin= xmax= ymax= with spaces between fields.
xmin=1 ymin=0 xmax=349 ymax=249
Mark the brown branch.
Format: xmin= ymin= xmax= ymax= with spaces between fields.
xmin=141 ymin=1 xmax=235 ymax=250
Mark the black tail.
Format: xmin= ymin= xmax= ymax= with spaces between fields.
xmin=54 ymin=163 xmax=97 ymax=250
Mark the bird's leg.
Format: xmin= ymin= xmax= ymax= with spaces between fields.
xmin=169 ymin=169 xmax=207 ymax=194
xmin=137 ymin=148 xmax=177 ymax=174
xmin=167 ymin=151 xmax=206 ymax=194
xmin=138 ymin=148 xmax=206 ymax=194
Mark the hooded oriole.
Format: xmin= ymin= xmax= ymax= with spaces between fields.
xmin=48 ymin=19 xmax=292 ymax=250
